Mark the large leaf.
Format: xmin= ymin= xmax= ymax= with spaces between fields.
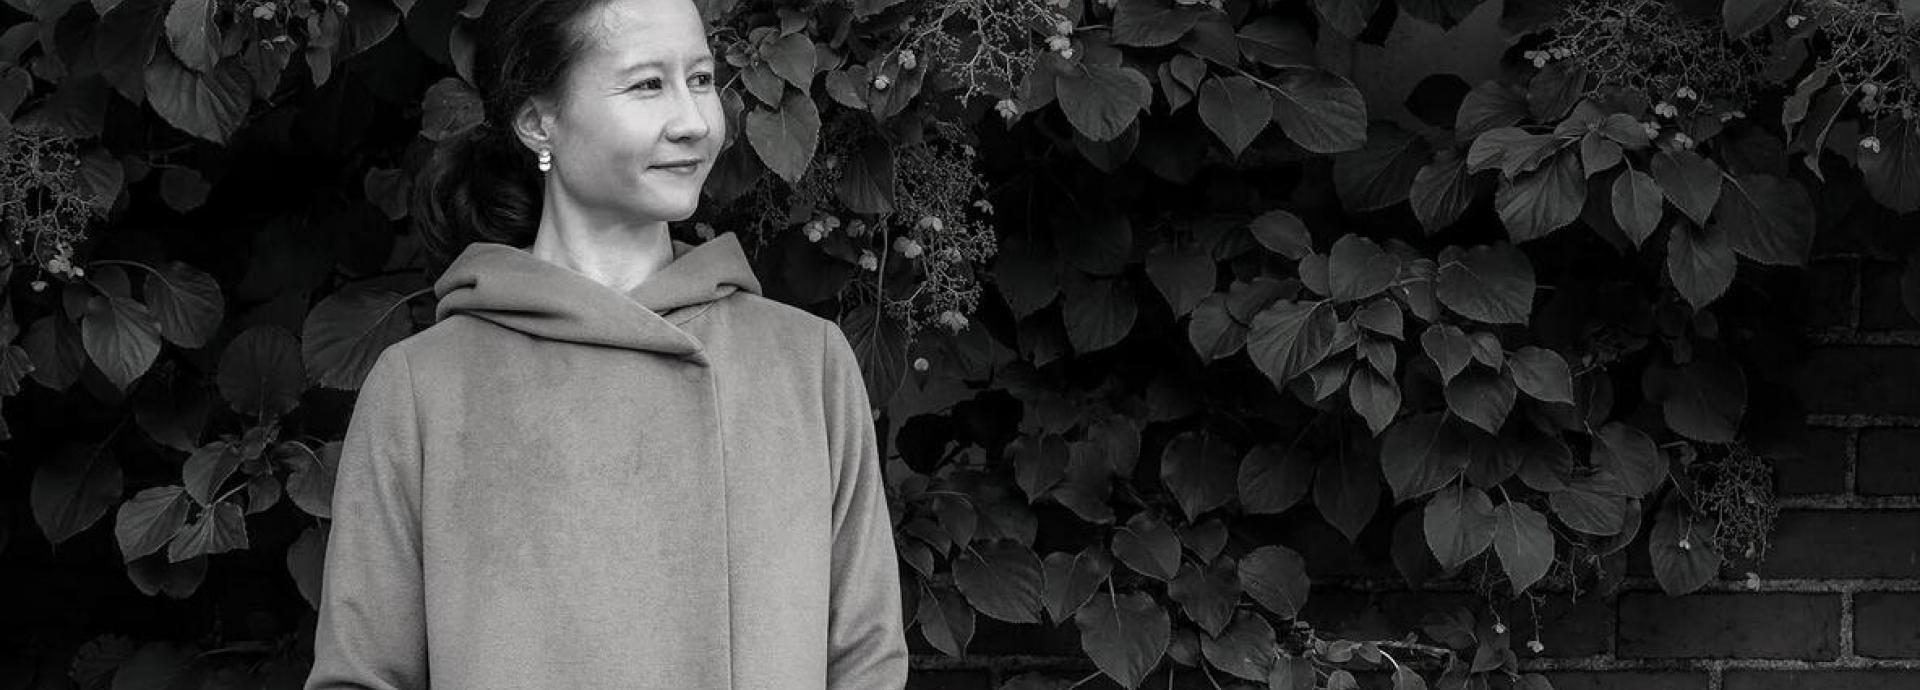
xmin=1723 ymin=0 xmax=1787 ymax=38
xmin=1436 ymin=243 xmax=1535 ymax=324
xmin=1648 ymin=357 xmax=1746 ymax=443
xmin=80 ymin=292 xmax=162 ymax=392
xmin=284 ymin=441 xmax=339 ymax=519
xmin=1444 ymin=367 xmax=1516 ymax=434
xmin=1077 ymin=591 xmax=1170 ymax=689
xmin=1490 ymin=502 xmax=1552 ymax=594
xmin=1315 ymin=446 xmax=1381 ymax=541
xmin=1238 ymin=545 xmax=1309 ymax=618
xmin=1333 ymin=123 xmax=1428 ymax=211
xmin=1410 ymin=154 xmax=1483 ymax=235
xmin=1043 ymin=546 xmax=1113 ymax=623
xmin=1168 ymin=558 xmax=1239 ymax=637
xmin=1197 ymin=75 xmax=1269 ymax=157
xmin=1056 ymin=63 xmax=1152 ymax=142
xmin=1200 ymin=612 xmax=1277 ymax=681
xmin=115 ymin=486 xmax=190 ymax=562
xmin=143 ymin=261 xmax=223 ymax=348
xmin=1550 ymin=488 xmax=1628 ymax=536
xmin=1349 ymin=367 xmax=1401 ymax=435
xmin=182 ymin=441 xmax=243 ymax=507
xmin=1238 ymin=444 xmax=1313 ymax=514
xmin=143 ymin=51 xmax=251 ymax=144
xmin=419 ymin=77 xmax=483 ymax=141
xmin=1268 ymin=67 xmax=1367 ymax=154
xmin=1421 ymin=324 xmax=1474 ymax=383
xmin=1424 ymin=483 xmax=1495 ymax=569
xmin=1249 ymin=209 xmax=1312 ymax=259
xmin=953 ymin=541 xmax=1045 ymax=624
xmin=1714 ymin=174 xmax=1814 ymax=266
xmin=916 ymin=589 xmax=975 ymax=657
xmin=163 ymin=0 xmax=220 ymax=73
xmin=1061 ymin=272 xmax=1138 ymax=354
xmin=1160 ymin=431 xmax=1238 ymax=521
xmin=1111 ymin=0 xmax=1203 ymax=46
xmin=32 ymin=444 xmax=124 ymax=546
xmin=1495 ymin=151 xmax=1585 ymax=241
xmin=1380 ymin=412 xmax=1473 ymax=503
xmin=745 ymin=88 xmax=821 ymax=184
xmin=994 ymin=242 xmax=1060 ymax=318
xmin=1667 ymin=219 xmax=1736 ymax=310
xmin=1111 ymin=512 xmax=1180 ymax=581
xmin=1593 ymin=422 xmax=1663 ymax=497
xmin=1328 ymin=235 xmax=1397 ymax=303
xmin=760 ymin=33 xmax=815 ymax=89
xmin=841 ymin=303 xmax=907 ymax=412
xmin=218 ymin=326 xmax=306 ymax=417
xmin=1859 ymin=117 xmax=1920 ymax=212
xmin=1248 ymin=300 xmax=1335 ymax=387
xmin=302 ymin=283 xmax=419 ymax=391
xmin=1312 ymin=0 xmax=1380 ymax=36
xmin=1187 ymin=294 xmax=1246 ymax=360
xmin=287 ymin=524 xmax=328 ymax=606
xmin=835 ymin=135 xmax=895 ymax=214
xmin=1144 ymin=241 xmax=1214 ymax=317
xmin=1610 ymin=169 xmax=1663 ymax=247
xmin=25 ymin=315 xmax=86 ymax=391
xmin=165 ymin=500 xmax=246 ymax=561
xmin=1649 ymin=498 xmax=1720 ymax=595
xmin=1508 ymin=346 xmax=1573 ymax=404
xmin=1455 ymin=80 xmax=1529 ymax=143
xmin=1650 ymin=150 xmax=1720 ymax=225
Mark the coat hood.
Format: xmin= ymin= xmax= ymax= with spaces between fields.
xmin=433 ymin=231 xmax=762 ymax=358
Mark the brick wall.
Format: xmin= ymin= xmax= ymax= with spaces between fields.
xmin=903 ymin=233 xmax=1920 ymax=689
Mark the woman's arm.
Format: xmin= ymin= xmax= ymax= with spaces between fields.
xmin=305 ymin=348 xmax=430 ymax=690
xmin=821 ymin=321 xmax=911 ymax=690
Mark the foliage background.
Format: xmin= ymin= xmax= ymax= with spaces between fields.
xmin=1 ymin=0 xmax=1917 ymax=687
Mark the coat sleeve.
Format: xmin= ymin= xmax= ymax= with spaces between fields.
xmin=306 ymin=348 xmax=430 ymax=689
xmin=820 ymin=322 xmax=910 ymax=690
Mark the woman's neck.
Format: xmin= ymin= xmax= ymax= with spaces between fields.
xmin=527 ymin=198 xmax=675 ymax=296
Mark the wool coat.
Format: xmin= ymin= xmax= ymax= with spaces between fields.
xmin=304 ymin=231 xmax=909 ymax=690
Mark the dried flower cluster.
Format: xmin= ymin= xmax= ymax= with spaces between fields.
xmin=1535 ymin=0 xmax=1772 ymax=115
xmin=2 ymin=127 xmax=104 ymax=287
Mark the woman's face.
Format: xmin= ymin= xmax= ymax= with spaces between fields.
xmin=530 ymin=0 xmax=724 ymax=224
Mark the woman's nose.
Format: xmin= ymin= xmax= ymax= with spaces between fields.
xmin=665 ymin=88 xmax=712 ymax=143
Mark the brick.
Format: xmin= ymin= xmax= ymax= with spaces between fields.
xmin=1857 ymin=430 xmax=1920 ymax=496
xmin=1723 ymin=670 xmax=1920 ymax=690
xmin=1774 ymin=429 xmax=1850 ymax=496
xmin=1512 ymin=594 xmax=1614 ymax=658
xmin=1855 ymin=592 xmax=1920 ymax=659
xmin=1799 ymin=260 xmax=1855 ymax=331
xmin=1765 ymin=511 xmax=1920 ymax=578
xmin=1860 ymin=262 xmax=1919 ymax=331
xmin=1618 ymin=592 xmax=1840 ymax=659
xmin=1793 ymin=347 xmax=1920 ymax=416
xmin=1547 ymin=672 xmax=1709 ymax=690
xmin=907 ymin=669 xmax=994 ymax=690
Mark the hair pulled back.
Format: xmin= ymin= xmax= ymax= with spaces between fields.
xmin=410 ymin=0 xmax=607 ymax=265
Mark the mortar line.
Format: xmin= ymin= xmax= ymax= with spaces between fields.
xmin=1840 ymin=590 xmax=1857 ymax=661
xmin=1806 ymin=414 xmax=1920 ymax=429
xmin=1845 ymin=426 xmax=1860 ymax=497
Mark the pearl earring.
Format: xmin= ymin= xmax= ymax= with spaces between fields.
xmin=537 ymin=149 xmax=552 ymax=173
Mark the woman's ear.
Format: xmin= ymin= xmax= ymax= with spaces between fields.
xmin=511 ymin=96 xmax=557 ymax=154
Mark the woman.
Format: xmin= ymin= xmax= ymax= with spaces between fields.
xmin=303 ymin=0 xmax=909 ymax=686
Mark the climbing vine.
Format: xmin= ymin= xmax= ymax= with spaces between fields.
xmin=1 ymin=0 xmax=1916 ymax=687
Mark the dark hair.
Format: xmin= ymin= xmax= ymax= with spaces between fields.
xmin=409 ymin=0 xmax=609 ymax=266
